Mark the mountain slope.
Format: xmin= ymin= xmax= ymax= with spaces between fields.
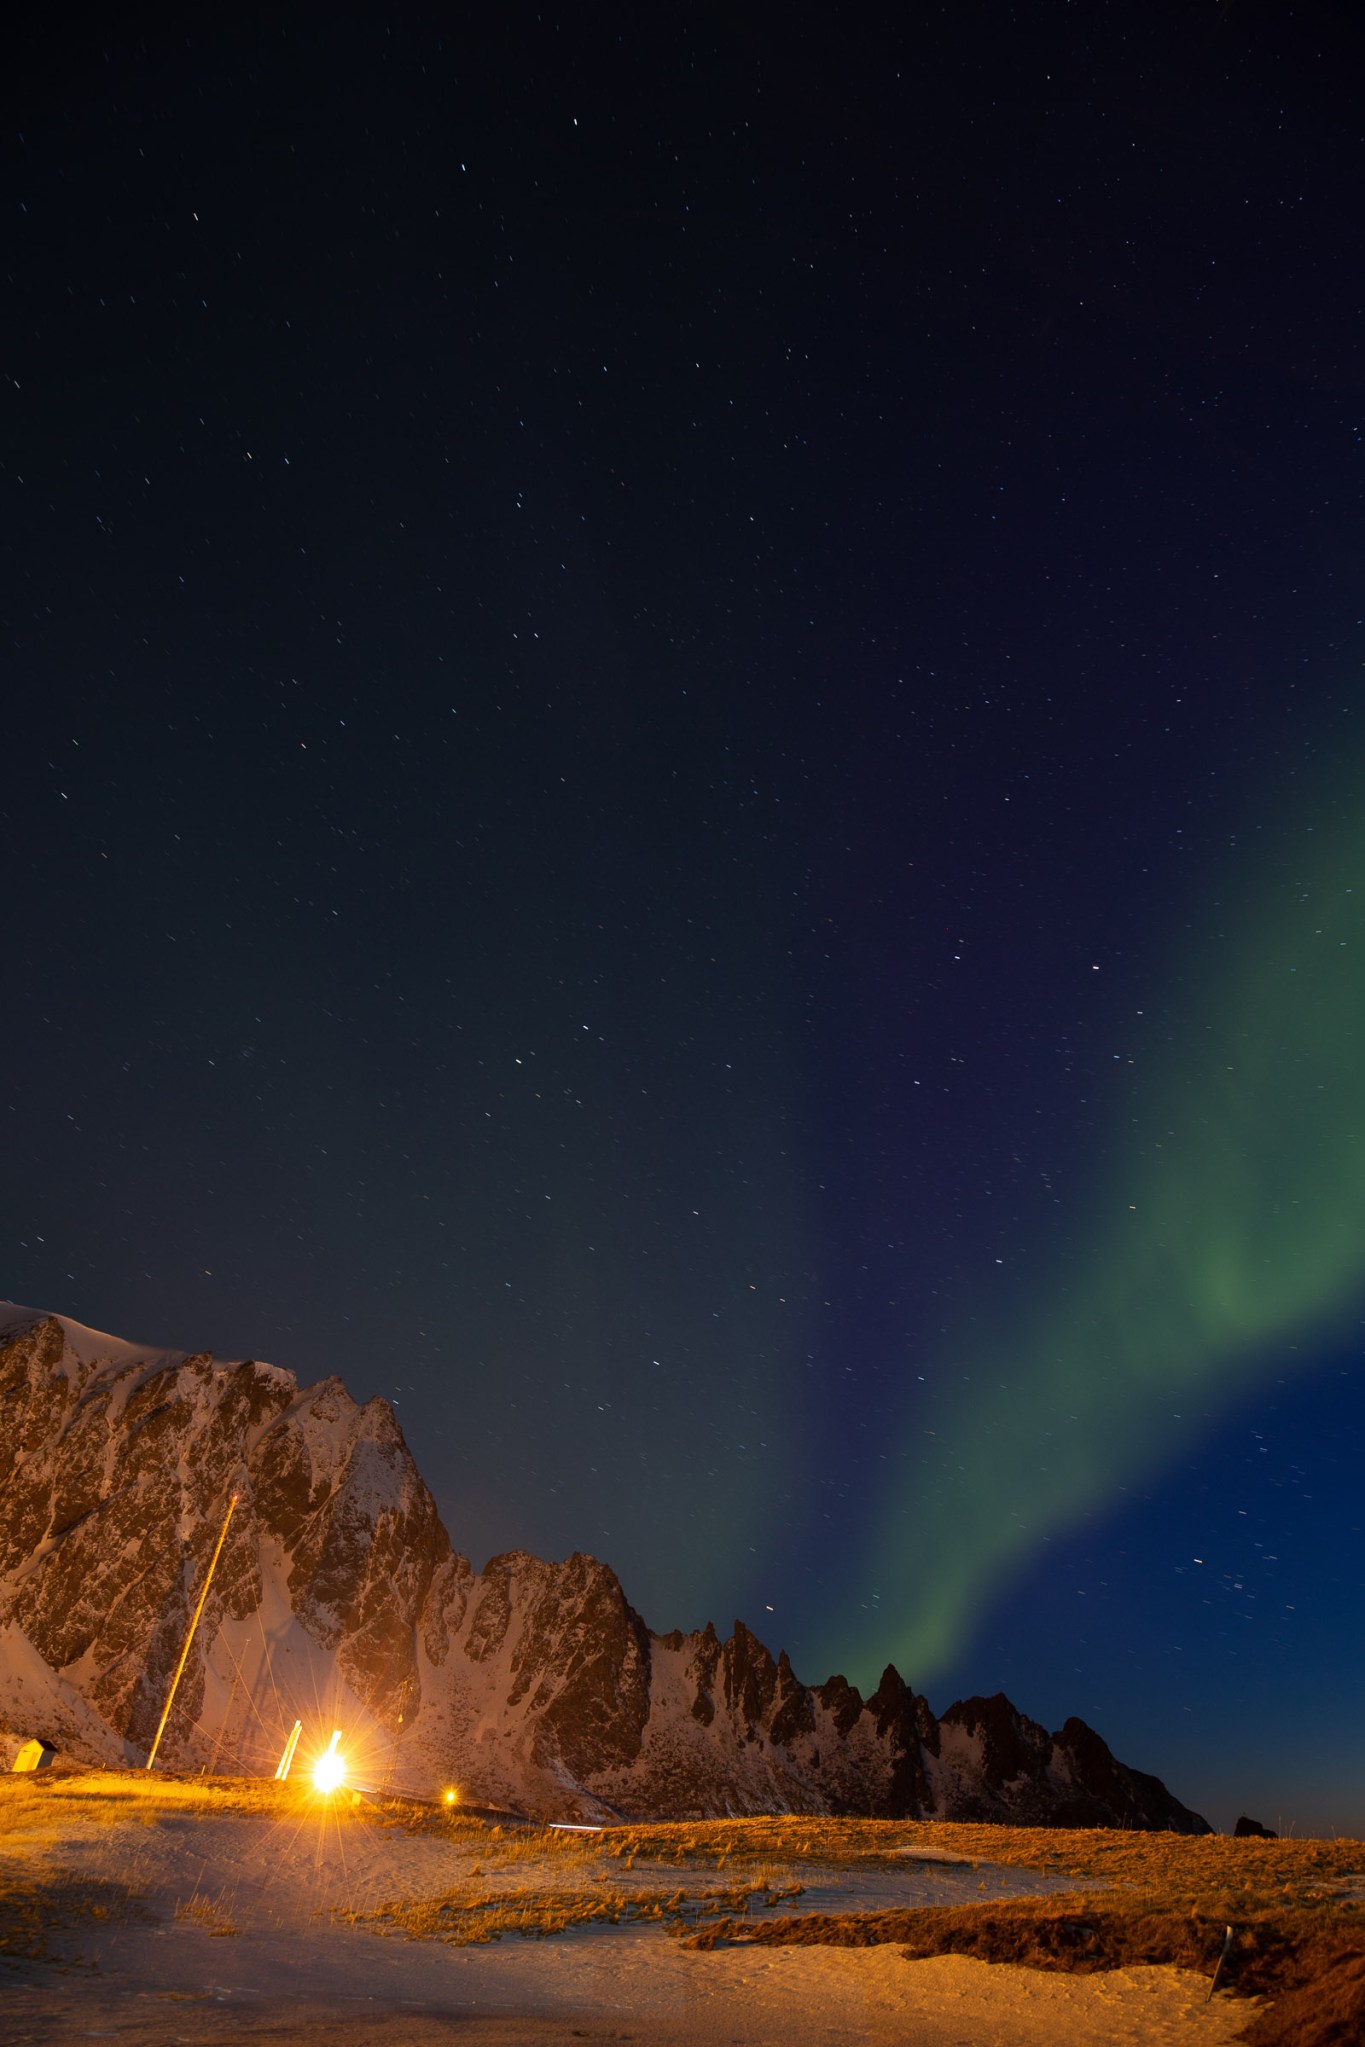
xmin=0 ymin=1307 xmax=1209 ymax=1830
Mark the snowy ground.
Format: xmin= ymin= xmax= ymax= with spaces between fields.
xmin=2 ymin=1788 xmax=1257 ymax=2046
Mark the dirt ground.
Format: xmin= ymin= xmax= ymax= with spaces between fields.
xmin=0 ymin=1780 xmax=1264 ymax=2047
xmin=6 ymin=1906 xmax=1259 ymax=2047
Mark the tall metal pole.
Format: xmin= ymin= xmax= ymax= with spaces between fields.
xmin=145 ymin=1493 xmax=238 ymax=1771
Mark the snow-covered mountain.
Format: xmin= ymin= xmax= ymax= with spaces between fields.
xmin=0 ymin=1307 xmax=1209 ymax=1829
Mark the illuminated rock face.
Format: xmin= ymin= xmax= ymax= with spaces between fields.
xmin=0 ymin=1309 xmax=1208 ymax=1831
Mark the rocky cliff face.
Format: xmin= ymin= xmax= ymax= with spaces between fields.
xmin=0 ymin=1307 xmax=1209 ymax=1831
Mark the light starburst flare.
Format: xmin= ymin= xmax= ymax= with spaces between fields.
xmin=312 ymin=1728 xmax=346 ymax=1794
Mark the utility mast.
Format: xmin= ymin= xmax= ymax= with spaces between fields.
xmin=145 ymin=1493 xmax=239 ymax=1771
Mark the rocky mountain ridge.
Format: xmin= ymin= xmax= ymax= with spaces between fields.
xmin=0 ymin=1307 xmax=1209 ymax=1830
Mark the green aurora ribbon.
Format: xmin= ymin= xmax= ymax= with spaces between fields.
xmin=864 ymin=783 xmax=1365 ymax=1682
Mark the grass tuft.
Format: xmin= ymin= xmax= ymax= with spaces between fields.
xmin=173 ymin=1887 xmax=239 ymax=1937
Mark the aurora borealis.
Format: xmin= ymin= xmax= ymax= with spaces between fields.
xmin=861 ymin=767 xmax=1365 ymax=1685
xmin=6 ymin=6 xmax=1364 ymax=1833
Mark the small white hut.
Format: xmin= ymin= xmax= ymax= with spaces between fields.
xmin=11 ymin=1738 xmax=58 ymax=1772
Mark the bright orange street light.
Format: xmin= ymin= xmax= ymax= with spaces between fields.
xmin=312 ymin=1728 xmax=346 ymax=1794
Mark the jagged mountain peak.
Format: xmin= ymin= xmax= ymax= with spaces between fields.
xmin=0 ymin=1307 xmax=1209 ymax=1830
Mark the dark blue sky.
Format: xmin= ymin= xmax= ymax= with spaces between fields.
xmin=5 ymin=2 xmax=1364 ymax=1832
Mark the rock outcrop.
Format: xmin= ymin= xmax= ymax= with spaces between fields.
xmin=0 ymin=1306 xmax=1209 ymax=1831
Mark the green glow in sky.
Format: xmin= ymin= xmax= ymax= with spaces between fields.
xmin=859 ymin=789 xmax=1365 ymax=1685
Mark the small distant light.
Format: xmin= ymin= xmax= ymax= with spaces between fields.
xmin=444 ymin=1788 xmax=459 ymax=1806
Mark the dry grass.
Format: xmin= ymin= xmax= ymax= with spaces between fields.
xmin=880 ymin=1821 xmax=1365 ymax=1912
xmin=338 ymin=1816 xmax=812 ymax=1944
xmin=684 ymin=1902 xmax=1365 ymax=2046
xmin=0 ymin=1765 xmax=487 ymax=1845
xmin=0 ymin=1766 xmax=305 ymax=1839
xmin=320 ymin=1801 xmax=1365 ymax=2031
xmin=3 ymin=1774 xmax=1361 ymax=2043
xmin=675 ymin=1823 xmax=1365 ymax=2047
xmin=173 ymin=1886 xmax=239 ymax=1937
xmin=342 ymin=1874 xmax=806 ymax=1946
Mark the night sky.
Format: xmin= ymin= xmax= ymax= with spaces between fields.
xmin=6 ymin=4 xmax=1364 ymax=1834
